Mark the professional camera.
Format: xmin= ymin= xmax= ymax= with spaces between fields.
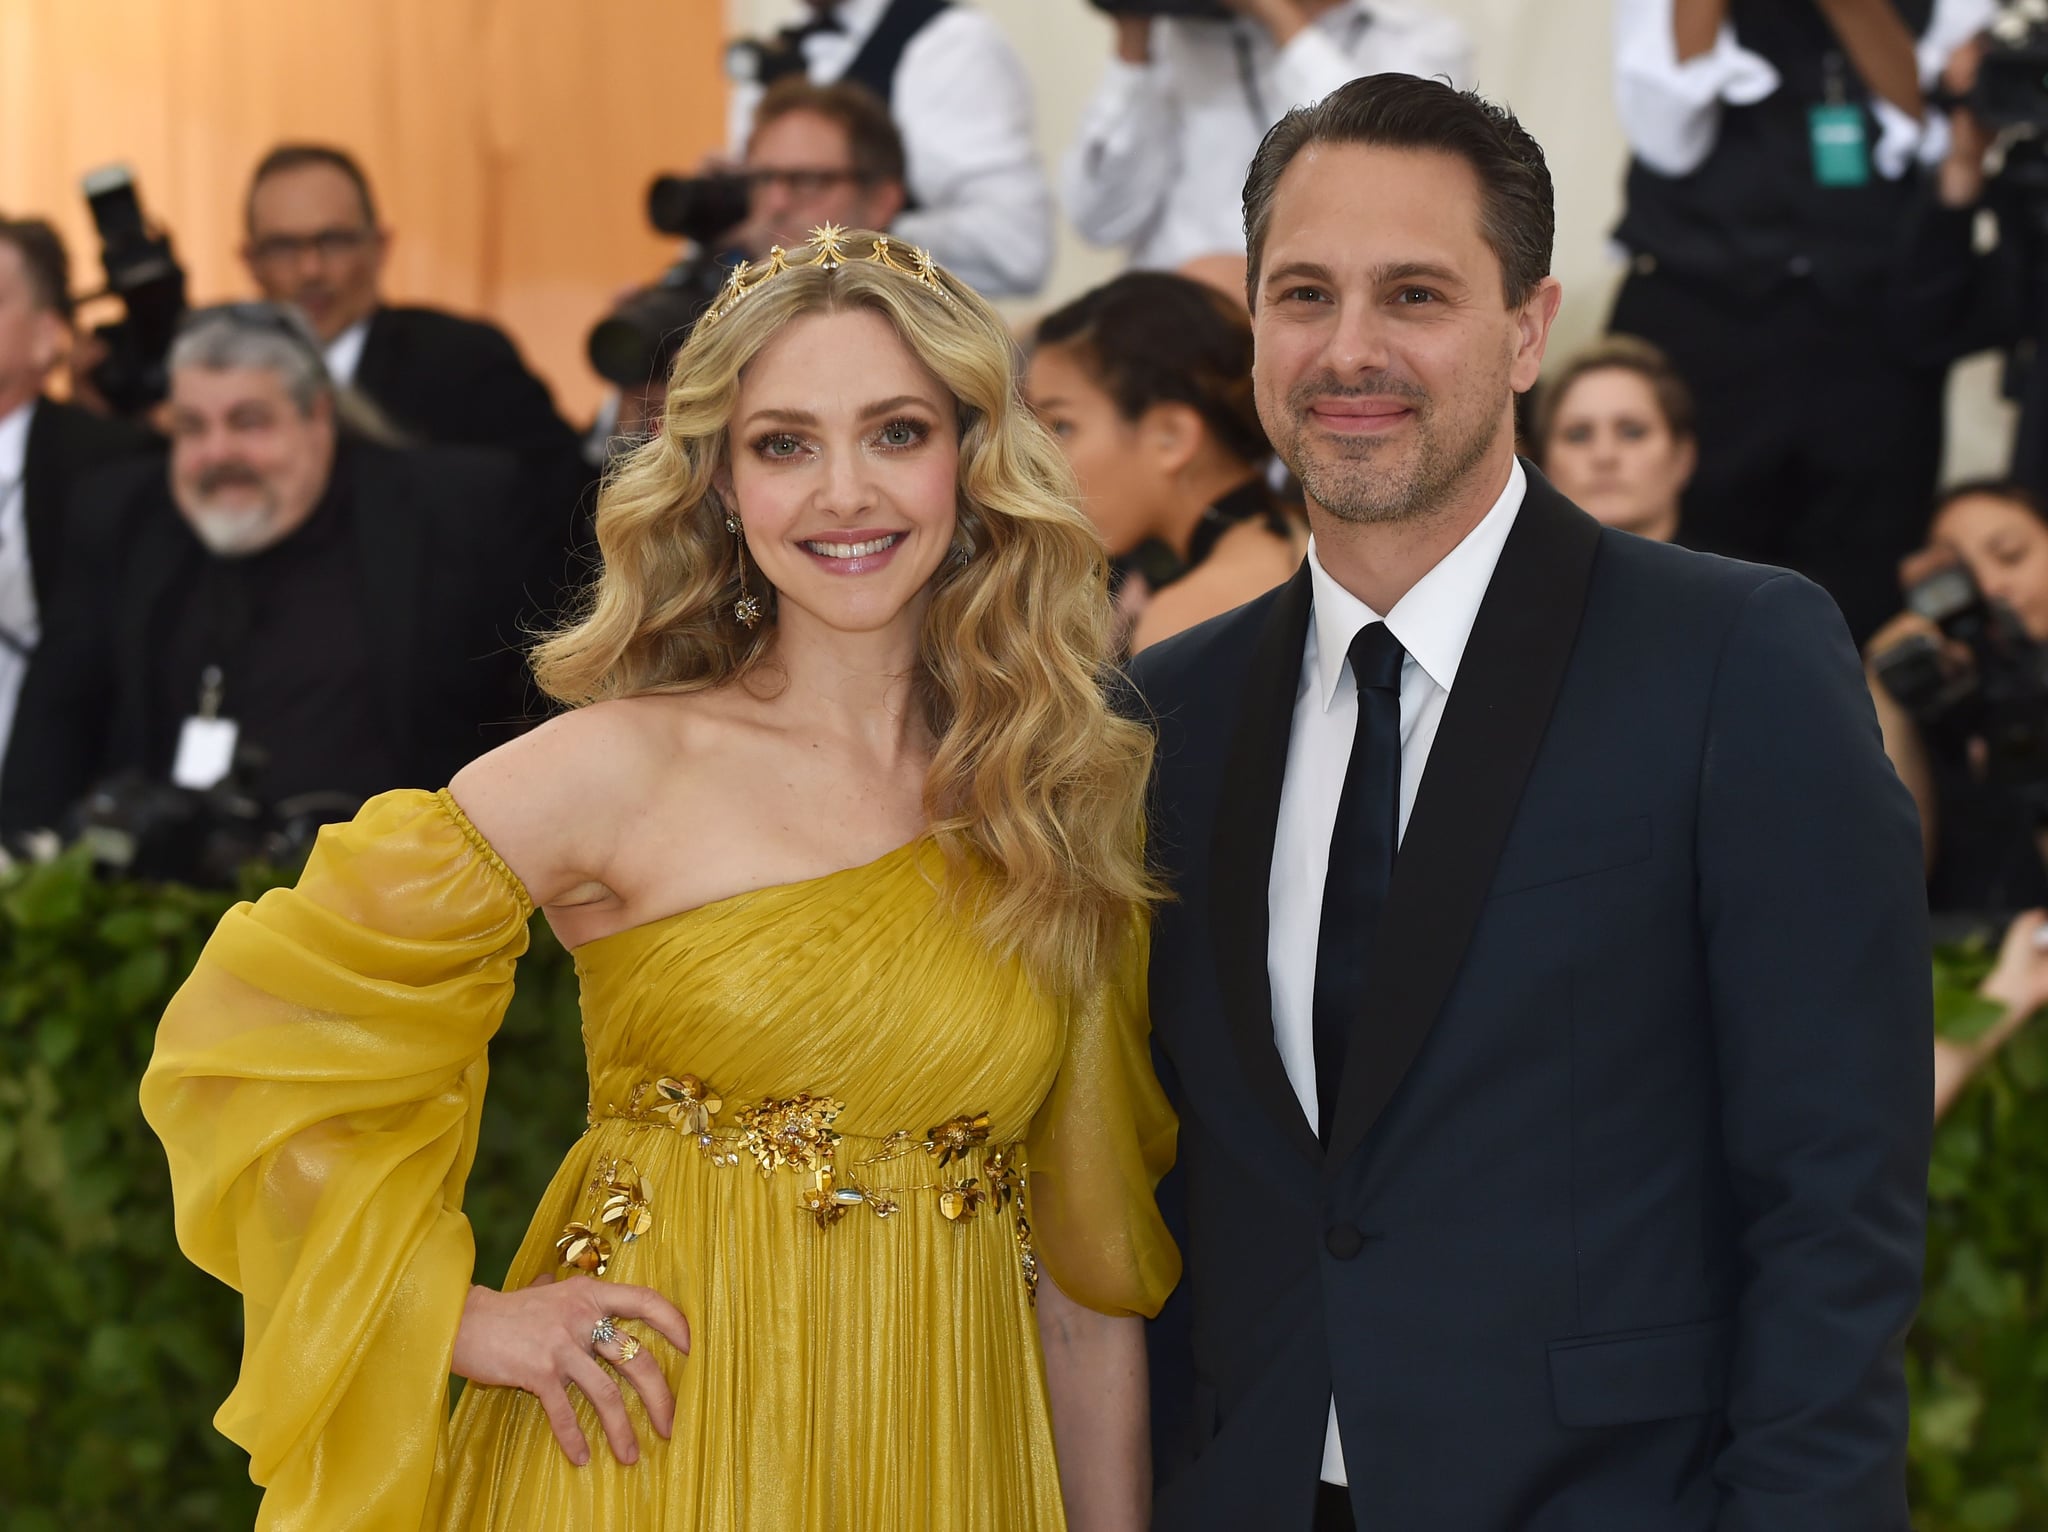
xmin=1874 ymin=558 xmax=2048 ymax=807
xmin=587 ymin=257 xmax=728 ymax=391
xmin=77 ymin=164 xmax=187 ymax=417
xmin=1084 ymin=0 xmax=1232 ymax=16
xmin=1973 ymin=2 xmax=2048 ymax=131
xmin=586 ymin=172 xmax=751 ymax=394
xmin=646 ymin=173 xmax=753 ymax=246
xmin=65 ymin=771 xmax=357 ymax=887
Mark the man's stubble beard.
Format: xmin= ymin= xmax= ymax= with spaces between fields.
xmin=1275 ymin=382 xmax=1498 ymax=528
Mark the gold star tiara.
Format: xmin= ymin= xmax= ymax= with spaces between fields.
xmin=698 ymin=225 xmax=957 ymax=332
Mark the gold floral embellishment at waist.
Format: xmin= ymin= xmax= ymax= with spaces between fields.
xmin=732 ymin=1091 xmax=844 ymax=1176
xmin=579 ymin=1075 xmax=1041 ymax=1300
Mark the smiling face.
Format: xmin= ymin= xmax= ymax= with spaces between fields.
xmin=168 ymin=364 xmax=336 ymax=556
xmin=1251 ymin=143 xmax=1555 ymax=527
xmin=723 ymin=306 xmax=960 ymax=639
xmin=1540 ymin=366 xmax=1694 ymax=540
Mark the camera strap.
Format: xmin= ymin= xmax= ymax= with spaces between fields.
xmin=1233 ymin=7 xmax=1374 ymax=133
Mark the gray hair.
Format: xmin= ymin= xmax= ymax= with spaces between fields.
xmin=169 ymin=303 xmax=333 ymax=415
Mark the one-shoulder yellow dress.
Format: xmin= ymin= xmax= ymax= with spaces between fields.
xmin=140 ymin=788 xmax=1178 ymax=1531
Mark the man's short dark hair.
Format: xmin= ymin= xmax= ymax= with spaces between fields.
xmin=750 ymin=78 xmax=908 ymax=188
xmin=246 ymin=144 xmax=380 ymax=234
xmin=1241 ymin=74 xmax=1554 ymax=311
xmin=0 ymin=219 xmax=73 ymax=324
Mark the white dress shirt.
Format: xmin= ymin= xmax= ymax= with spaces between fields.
xmin=727 ymin=0 xmax=1053 ymax=297
xmin=1268 ymin=457 xmax=1525 ymax=1485
xmin=1613 ymin=0 xmax=1997 ymax=180
xmin=0 ymin=400 xmax=41 ymax=772
xmin=1062 ymin=1 xmax=1472 ymax=271
xmin=323 ymin=318 xmax=370 ymax=389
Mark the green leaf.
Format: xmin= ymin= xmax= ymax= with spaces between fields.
xmin=1957 ymin=1485 xmax=2022 ymax=1528
xmin=1937 ymin=983 xmax=2011 ymax=1044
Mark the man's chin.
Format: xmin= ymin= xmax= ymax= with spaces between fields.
xmin=183 ymin=500 xmax=283 ymax=557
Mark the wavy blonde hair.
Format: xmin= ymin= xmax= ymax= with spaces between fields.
xmin=532 ymin=230 xmax=1160 ymax=997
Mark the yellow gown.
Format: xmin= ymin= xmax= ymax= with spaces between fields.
xmin=140 ymin=788 xmax=1178 ymax=1531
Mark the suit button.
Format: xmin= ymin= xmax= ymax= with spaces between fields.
xmin=1325 ymin=1223 xmax=1366 ymax=1260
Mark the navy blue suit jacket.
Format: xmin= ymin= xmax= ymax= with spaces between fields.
xmin=1132 ymin=466 xmax=1931 ymax=1531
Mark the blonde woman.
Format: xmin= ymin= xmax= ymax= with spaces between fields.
xmin=141 ymin=227 xmax=1178 ymax=1532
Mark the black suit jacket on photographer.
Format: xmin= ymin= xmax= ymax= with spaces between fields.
xmin=353 ymin=304 xmax=595 ymax=589
xmin=1134 ymin=467 xmax=1931 ymax=1530
xmin=20 ymin=396 xmax=160 ymax=610
xmin=0 ymin=438 xmax=540 ymax=836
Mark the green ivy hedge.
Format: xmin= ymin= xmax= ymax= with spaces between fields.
xmin=0 ymin=852 xmax=2041 ymax=1526
xmin=0 ymin=848 xmax=587 ymax=1529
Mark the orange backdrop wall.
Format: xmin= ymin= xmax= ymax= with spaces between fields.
xmin=0 ymin=0 xmax=728 ymax=422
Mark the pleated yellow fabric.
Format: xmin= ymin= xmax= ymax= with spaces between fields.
xmin=142 ymin=787 xmax=1178 ymax=1531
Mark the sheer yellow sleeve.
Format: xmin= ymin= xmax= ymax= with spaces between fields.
xmin=1025 ymin=912 xmax=1181 ymax=1318
xmin=139 ymin=787 xmax=531 ymax=1531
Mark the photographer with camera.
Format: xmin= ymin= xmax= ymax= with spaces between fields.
xmin=242 ymin=145 xmax=584 ymax=480
xmin=0 ymin=303 xmax=543 ymax=879
xmin=1866 ymin=480 xmax=2048 ymax=912
xmin=727 ymin=0 xmax=1050 ymax=297
xmin=0 ymin=219 xmax=158 ymax=774
xmin=1062 ymin=0 xmax=1471 ymax=273
xmin=585 ymin=80 xmax=909 ymax=461
xmin=1609 ymin=0 xmax=1996 ymax=647
xmin=1892 ymin=14 xmax=2048 ymax=503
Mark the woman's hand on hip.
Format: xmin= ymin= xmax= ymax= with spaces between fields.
xmin=451 ymin=1273 xmax=692 ymax=1467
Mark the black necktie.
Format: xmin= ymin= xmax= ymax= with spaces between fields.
xmin=1312 ymin=621 xmax=1406 ymax=1144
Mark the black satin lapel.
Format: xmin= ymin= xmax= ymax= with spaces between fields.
xmin=1210 ymin=561 xmax=1320 ymax=1164
xmin=1326 ymin=467 xmax=1603 ymax=1167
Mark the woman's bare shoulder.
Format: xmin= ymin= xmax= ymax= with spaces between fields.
xmin=1131 ymin=527 xmax=1303 ymax=652
xmin=447 ymin=696 xmax=694 ymax=907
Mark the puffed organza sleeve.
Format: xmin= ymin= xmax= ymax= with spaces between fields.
xmin=139 ymin=787 xmax=531 ymax=1530
xmin=1025 ymin=911 xmax=1180 ymax=1317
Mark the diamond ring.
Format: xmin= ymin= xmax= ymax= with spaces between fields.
xmin=591 ymin=1315 xmax=621 ymax=1352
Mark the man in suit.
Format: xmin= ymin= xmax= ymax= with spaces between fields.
xmin=1 ymin=302 xmax=539 ymax=840
xmin=0 ymin=218 xmax=158 ymax=774
xmin=239 ymin=143 xmax=590 ymax=589
xmin=1133 ymin=76 xmax=1931 ymax=1530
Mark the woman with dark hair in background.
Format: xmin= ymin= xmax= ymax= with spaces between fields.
xmin=1026 ymin=271 xmax=1303 ymax=655
xmin=1867 ymin=481 xmax=2048 ymax=916
xmin=1533 ymin=333 xmax=1696 ymax=543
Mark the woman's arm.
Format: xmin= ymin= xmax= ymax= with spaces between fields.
xmin=1935 ymin=909 xmax=2048 ymax=1119
xmin=1038 ymin=1273 xmax=1150 ymax=1532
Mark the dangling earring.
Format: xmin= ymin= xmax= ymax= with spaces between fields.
xmin=726 ymin=511 xmax=763 ymax=629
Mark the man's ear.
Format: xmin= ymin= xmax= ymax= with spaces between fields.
xmin=27 ymin=310 xmax=68 ymax=378
xmin=1509 ymin=275 xmax=1565 ymax=395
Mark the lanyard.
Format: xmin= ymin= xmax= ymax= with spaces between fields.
xmin=1232 ymin=9 xmax=1375 ymax=133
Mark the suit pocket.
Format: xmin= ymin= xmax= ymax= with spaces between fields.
xmin=1186 ymin=1380 xmax=1220 ymax=1457
xmin=1491 ymin=814 xmax=1653 ymax=898
xmin=1547 ymin=1316 xmax=1732 ymax=1428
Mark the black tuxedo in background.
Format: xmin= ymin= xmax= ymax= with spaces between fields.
xmin=19 ymin=396 xmax=160 ymax=610
xmin=1133 ymin=466 xmax=1931 ymax=1530
xmin=0 ymin=438 xmax=541 ymax=836
xmin=352 ymin=304 xmax=594 ymax=599
xmin=351 ymin=304 xmax=578 ymax=463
